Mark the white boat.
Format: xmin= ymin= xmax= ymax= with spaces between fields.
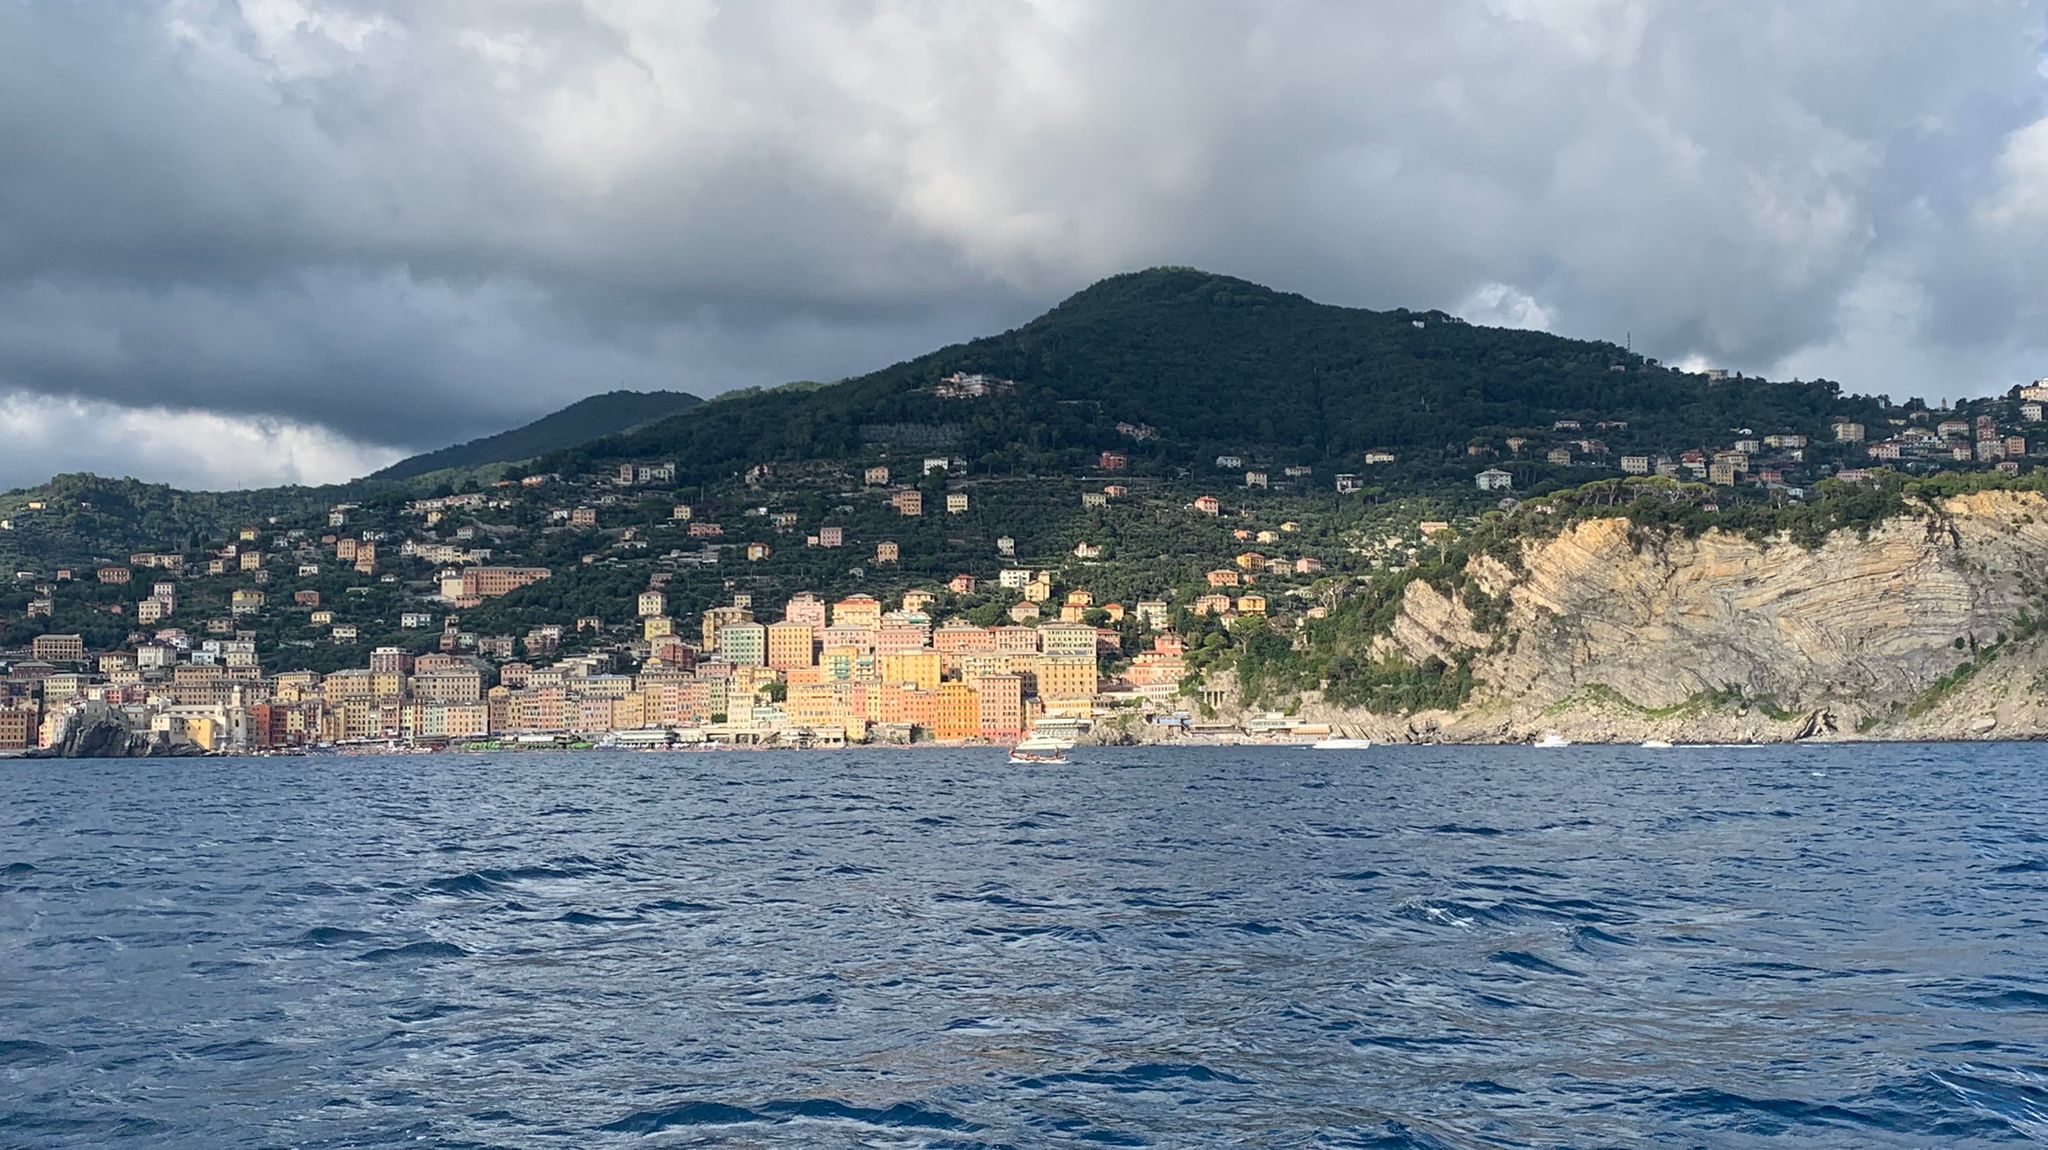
xmin=1008 ymin=736 xmax=1070 ymax=765
xmin=1640 ymin=739 xmax=1673 ymax=749
xmin=1534 ymin=731 xmax=1572 ymax=748
xmin=1311 ymin=737 xmax=1373 ymax=749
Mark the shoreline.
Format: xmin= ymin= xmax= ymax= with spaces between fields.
xmin=5 ymin=733 xmax=2035 ymax=761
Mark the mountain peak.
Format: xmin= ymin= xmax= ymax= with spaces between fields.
xmin=1039 ymin=267 xmax=1306 ymax=320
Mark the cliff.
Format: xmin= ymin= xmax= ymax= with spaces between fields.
xmin=1288 ymin=491 xmax=2048 ymax=743
xmin=26 ymin=705 xmax=208 ymax=759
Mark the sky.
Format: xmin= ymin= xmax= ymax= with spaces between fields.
xmin=3 ymin=0 xmax=2047 ymax=490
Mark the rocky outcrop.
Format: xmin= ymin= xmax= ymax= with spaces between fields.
xmin=27 ymin=706 xmax=206 ymax=758
xmin=1303 ymin=491 xmax=2048 ymax=743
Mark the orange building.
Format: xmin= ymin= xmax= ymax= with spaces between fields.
xmin=933 ymin=682 xmax=980 ymax=741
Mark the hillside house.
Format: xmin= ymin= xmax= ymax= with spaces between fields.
xmin=1475 ymin=468 xmax=1513 ymax=492
xmin=1546 ymin=447 xmax=1573 ymax=466
xmin=996 ymin=536 xmax=1015 ymax=556
xmin=1244 ymin=471 xmax=1269 ymax=488
xmin=1335 ymin=474 xmax=1363 ymax=494
xmin=945 ymin=493 xmax=968 ymax=514
xmin=875 ymin=541 xmax=900 ymax=564
xmin=819 ymin=526 xmax=844 ymax=548
xmin=1191 ymin=496 xmax=1222 ymax=515
xmin=1620 ymin=455 xmax=1651 ymax=475
xmin=1080 ymin=492 xmax=1107 ymax=508
xmin=1362 ymin=451 xmax=1396 ymax=465
xmin=1099 ymin=452 xmax=1128 ymax=471
xmin=948 ymin=574 xmax=978 ymax=595
xmin=1073 ymin=542 xmax=1103 ymax=559
xmin=1216 ymin=455 xmax=1244 ymax=469
xmin=891 ymin=491 xmax=923 ymax=517
xmin=1832 ymin=420 xmax=1866 ymax=443
xmin=1103 ymin=485 xmax=1128 ymax=499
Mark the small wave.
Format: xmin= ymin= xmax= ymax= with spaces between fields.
xmin=188 ymin=1037 xmax=279 ymax=1062
xmin=1017 ymin=1062 xmax=1252 ymax=1089
xmin=1488 ymin=950 xmax=1580 ymax=977
xmin=1570 ymin=925 xmax=1637 ymax=950
xmin=1655 ymin=1087 xmax=1870 ymax=1133
xmin=292 ymin=926 xmax=377 ymax=947
xmin=1993 ymin=859 xmax=2048 ymax=874
xmin=388 ymin=1001 xmax=475 ymax=1023
xmin=603 ymin=1097 xmax=976 ymax=1134
xmin=425 ymin=863 xmax=594 ymax=896
xmin=1428 ymin=824 xmax=1505 ymax=837
xmin=1225 ymin=920 xmax=1288 ymax=936
xmin=638 ymin=899 xmax=720 ymax=914
xmin=0 ymin=1038 xmax=65 ymax=1066
xmin=556 ymin=911 xmax=642 ymax=926
xmin=1 ymin=861 xmax=37 ymax=876
xmin=353 ymin=941 xmax=470 ymax=963
xmin=1943 ymin=988 xmax=2048 ymax=1012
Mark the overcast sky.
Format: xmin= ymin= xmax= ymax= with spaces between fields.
xmin=4 ymin=0 xmax=2047 ymax=490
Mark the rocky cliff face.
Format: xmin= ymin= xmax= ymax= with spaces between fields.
xmin=27 ymin=705 xmax=206 ymax=759
xmin=1304 ymin=491 xmax=2048 ymax=743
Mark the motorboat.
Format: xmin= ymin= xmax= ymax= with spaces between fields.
xmin=1008 ymin=736 xmax=1070 ymax=765
xmin=1310 ymin=737 xmax=1373 ymax=749
xmin=1641 ymin=739 xmax=1673 ymax=748
xmin=1534 ymin=731 xmax=1572 ymax=748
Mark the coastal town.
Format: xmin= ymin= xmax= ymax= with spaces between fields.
xmin=4 ymin=371 xmax=2048 ymax=756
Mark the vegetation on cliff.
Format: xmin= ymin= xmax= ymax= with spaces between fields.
xmin=369 ymin=390 xmax=703 ymax=481
xmin=547 ymin=267 xmax=1878 ymax=485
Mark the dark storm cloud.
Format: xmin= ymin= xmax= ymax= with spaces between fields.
xmin=1 ymin=0 xmax=2046 ymax=487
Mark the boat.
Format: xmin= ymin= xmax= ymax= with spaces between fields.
xmin=1008 ymin=736 xmax=1070 ymax=765
xmin=1640 ymin=739 xmax=1673 ymax=748
xmin=1534 ymin=731 xmax=1572 ymax=747
xmin=1310 ymin=737 xmax=1373 ymax=749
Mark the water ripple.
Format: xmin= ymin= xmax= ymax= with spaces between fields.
xmin=2 ymin=744 xmax=2044 ymax=1147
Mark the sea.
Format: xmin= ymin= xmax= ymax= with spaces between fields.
xmin=2 ymin=744 xmax=2045 ymax=1148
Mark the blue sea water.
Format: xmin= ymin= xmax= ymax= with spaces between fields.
xmin=2 ymin=744 xmax=2046 ymax=1148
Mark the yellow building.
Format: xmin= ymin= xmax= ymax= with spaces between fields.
xmin=644 ymin=615 xmax=675 ymax=640
xmin=766 ymin=620 xmax=816 ymax=670
xmin=611 ymin=692 xmax=649 ymax=730
xmin=878 ymin=650 xmax=941 ymax=692
xmin=1037 ymin=655 xmax=1098 ymax=701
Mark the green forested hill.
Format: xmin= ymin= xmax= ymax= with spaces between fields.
xmin=548 ymin=268 xmax=1886 ymax=481
xmin=371 ymin=389 xmax=703 ymax=481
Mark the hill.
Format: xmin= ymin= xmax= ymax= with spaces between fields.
xmin=546 ymin=268 xmax=1884 ymax=482
xmin=370 ymin=389 xmax=703 ymax=482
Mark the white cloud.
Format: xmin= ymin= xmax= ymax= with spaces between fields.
xmin=1982 ymin=114 xmax=2048 ymax=230
xmin=0 ymin=390 xmax=402 ymax=490
xmin=1457 ymin=282 xmax=1554 ymax=331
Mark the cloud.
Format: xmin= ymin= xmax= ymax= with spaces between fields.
xmin=0 ymin=390 xmax=403 ymax=491
xmin=1457 ymin=283 xmax=1554 ymax=332
xmin=1 ymin=0 xmax=2046 ymax=487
